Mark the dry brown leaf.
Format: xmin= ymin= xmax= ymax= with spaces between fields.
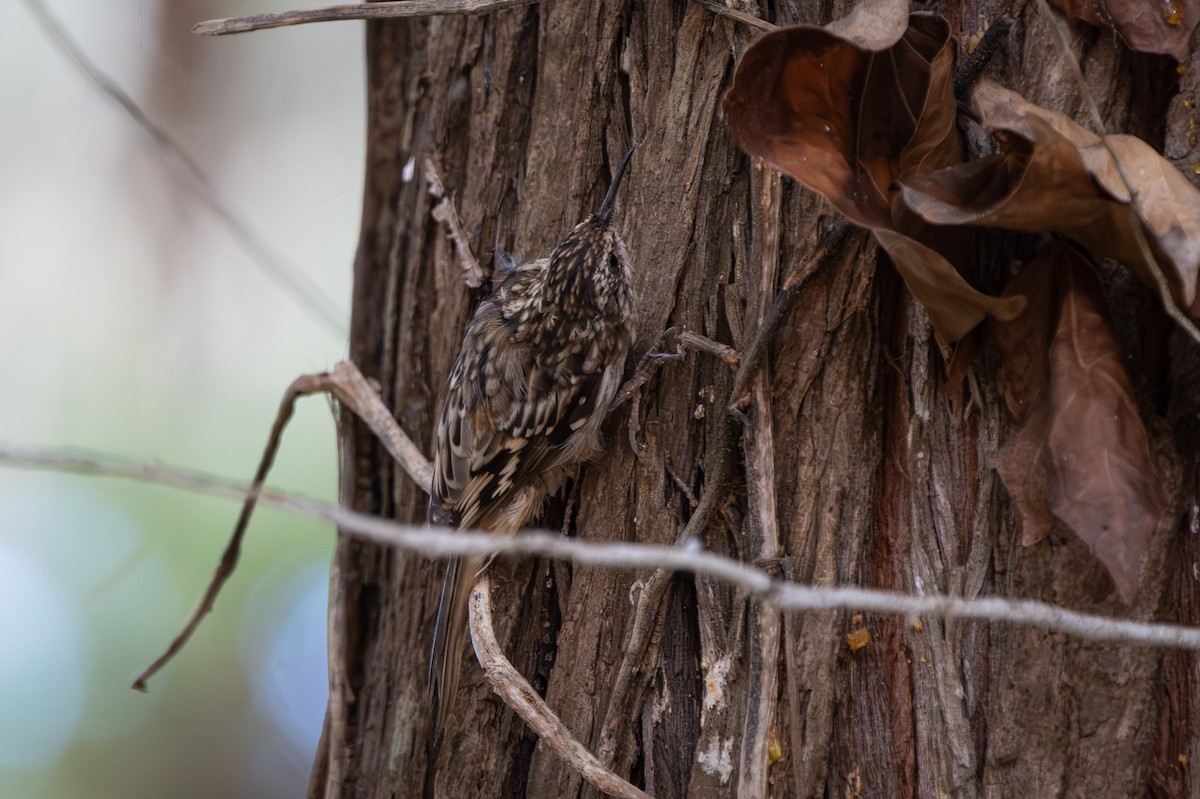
xmin=997 ymin=407 xmax=1057 ymax=546
xmin=899 ymin=80 xmax=1200 ymax=317
xmin=723 ymin=16 xmax=1021 ymax=344
xmin=1049 ymin=0 xmax=1107 ymax=26
xmin=1045 ymin=252 xmax=1166 ymax=602
xmin=994 ymin=248 xmax=1059 ymax=545
xmin=875 ymin=230 xmax=1025 ymax=342
xmin=993 ymin=244 xmax=1167 ymax=602
xmin=990 ymin=245 xmax=1057 ymax=420
xmin=1050 ymin=0 xmax=1197 ymax=61
xmin=723 ymin=13 xmax=956 ymax=229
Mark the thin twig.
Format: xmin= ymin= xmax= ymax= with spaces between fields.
xmin=426 ymin=159 xmax=486 ymax=289
xmin=665 ymin=456 xmax=698 ymax=510
xmin=6 ymin=444 xmax=1200 ymax=649
xmin=1034 ymin=0 xmax=1200 ymax=345
xmin=615 ymin=327 xmax=695 ymax=457
xmin=194 ymin=0 xmax=541 ymax=36
xmin=612 ymin=326 xmax=685 ymax=408
xmin=627 ymin=384 xmax=643 ymax=457
xmin=953 ymin=17 xmax=1014 ymax=99
xmin=20 ymin=0 xmax=346 ymax=338
xmin=130 ymin=361 xmax=429 ymax=689
xmin=469 ymin=575 xmax=650 ymax=799
xmin=726 ymin=220 xmax=851 ymax=412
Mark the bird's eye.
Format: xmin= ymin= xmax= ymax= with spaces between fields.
xmin=608 ymin=254 xmax=621 ymax=273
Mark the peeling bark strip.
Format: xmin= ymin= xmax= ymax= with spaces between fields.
xmin=311 ymin=0 xmax=1199 ymax=797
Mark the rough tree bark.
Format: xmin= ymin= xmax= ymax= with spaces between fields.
xmin=309 ymin=1 xmax=1200 ymax=797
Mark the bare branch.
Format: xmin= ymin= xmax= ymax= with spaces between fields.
xmin=6 ymin=446 xmax=1200 ymax=651
xmin=19 ymin=0 xmax=347 ymax=338
xmin=469 ymin=575 xmax=650 ymax=799
xmin=320 ymin=361 xmax=434 ymax=488
xmin=612 ymin=327 xmax=684 ymax=409
xmin=664 ymin=456 xmax=698 ymax=510
xmin=194 ymin=0 xmax=541 ymax=36
xmin=726 ymin=220 xmax=851 ymax=412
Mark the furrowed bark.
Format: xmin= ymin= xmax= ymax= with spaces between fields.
xmin=312 ymin=1 xmax=1200 ymax=796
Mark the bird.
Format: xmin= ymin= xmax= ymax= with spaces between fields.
xmin=429 ymin=147 xmax=638 ymax=728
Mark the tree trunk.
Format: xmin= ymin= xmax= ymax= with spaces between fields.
xmin=311 ymin=2 xmax=1199 ymax=797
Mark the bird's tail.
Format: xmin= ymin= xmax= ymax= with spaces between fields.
xmin=429 ymin=554 xmax=483 ymax=732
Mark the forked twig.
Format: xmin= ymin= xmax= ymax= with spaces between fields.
xmin=132 ymin=361 xmax=429 ymax=690
xmin=469 ymin=575 xmax=650 ymax=799
xmin=612 ymin=326 xmax=685 ymax=408
xmin=194 ymin=0 xmax=540 ymax=36
xmin=617 ymin=329 xmax=731 ymax=456
xmin=123 ymin=359 xmax=642 ymax=795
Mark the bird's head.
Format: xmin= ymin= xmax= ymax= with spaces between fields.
xmin=540 ymin=146 xmax=636 ymax=318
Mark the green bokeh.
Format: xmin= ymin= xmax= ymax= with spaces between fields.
xmin=1 ymin=1 xmax=364 ymax=795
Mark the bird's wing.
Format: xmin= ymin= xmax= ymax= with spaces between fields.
xmin=434 ymin=317 xmax=601 ymax=530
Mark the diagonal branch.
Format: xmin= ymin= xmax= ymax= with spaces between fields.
xmin=89 ymin=359 xmax=634 ymax=796
xmin=469 ymin=575 xmax=650 ymax=799
xmin=426 ymin=158 xmax=486 ymax=289
xmin=697 ymin=0 xmax=778 ymax=32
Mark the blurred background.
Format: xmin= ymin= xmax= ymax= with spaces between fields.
xmin=1 ymin=1 xmax=365 ymax=796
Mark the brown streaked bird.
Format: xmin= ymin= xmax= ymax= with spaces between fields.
xmin=429 ymin=147 xmax=638 ymax=727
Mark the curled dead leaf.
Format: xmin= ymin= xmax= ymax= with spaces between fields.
xmin=899 ymin=80 xmax=1200 ymax=318
xmin=1045 ymin=255 xmax=1166 ymax=602
xmin=1049 ymin=0 xmax=1107 ymax=26
xmin=993 ymin=244 xmax=1167 ymax=602
xmin=875 ymin=230 xmax=1025 ymax=342
xmin=724 ymin=14 xmax=1020 ymax=344
xmin=825 ymin=0 xmax=912 ymax=49
xmin=723 ymin=12 xmax=954 ymax=229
